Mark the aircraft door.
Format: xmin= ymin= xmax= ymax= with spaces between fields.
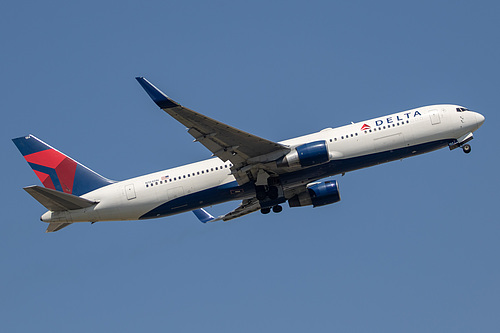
xmin=429 ymin=110 xmax=441 ymax=125
xmin=125 ymin=184 xmax=136 ymax=200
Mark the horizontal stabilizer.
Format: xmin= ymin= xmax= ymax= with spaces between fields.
xmin=46 ymin=222 xmax=72 ymax=233
xmin=24 ymin=185 xmax=97 ymax=211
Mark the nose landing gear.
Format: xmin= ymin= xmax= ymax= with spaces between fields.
xmin=449 ymin=133 xmax=474 ymax=153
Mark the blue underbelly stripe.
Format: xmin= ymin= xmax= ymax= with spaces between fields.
xmin=140 ymin=138 xmax=454 ymax=219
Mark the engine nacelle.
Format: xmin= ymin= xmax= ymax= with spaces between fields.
xmin=288 ymin=180 xmax=341 ymax=208
xmin=277 ymin=140 xmax=330 ymax=168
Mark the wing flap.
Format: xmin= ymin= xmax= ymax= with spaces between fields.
xmin=165 ymin=106 xmax=286 ymax=161
xmin=24 ymin=185 xmax=97 ymax=211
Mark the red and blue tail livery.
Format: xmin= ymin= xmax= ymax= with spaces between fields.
xmin=12 ymin=135 xmax=113 ymax=196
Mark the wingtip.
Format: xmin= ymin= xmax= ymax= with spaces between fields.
xmin=135 ymin=77 xmax=179 ymax=109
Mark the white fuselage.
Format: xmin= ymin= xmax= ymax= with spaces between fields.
xmin=41 ymin=104 xmax=484 ymax=224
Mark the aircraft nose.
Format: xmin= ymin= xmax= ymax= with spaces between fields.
xmin=474 ymin=112 xmax=485 ymax=129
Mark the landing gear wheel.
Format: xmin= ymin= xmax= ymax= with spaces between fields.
xmin=462 ymin=144 xmax=471 ymax=154
xmin=260 ymin=207 xmax=271 ymax=214
xmin=272 ymin=205 xmax=283 ymax=213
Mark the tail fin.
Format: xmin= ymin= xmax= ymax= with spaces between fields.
xmin=12 ymin=135 xmax=114 ymax=196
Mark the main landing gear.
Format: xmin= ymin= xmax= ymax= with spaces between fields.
xmin=256 ymin=177 xmax=284 ymax=215
xmin=260 ymin=205 xmax=283 ymax=214
xmin=255 ymin=185 xmax=279 ymax=200
xmin=462 ymin=144 xmax=471 ymax=154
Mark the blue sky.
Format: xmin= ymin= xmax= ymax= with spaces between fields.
xmin=1 ymin=0 xmax=499 ymax=331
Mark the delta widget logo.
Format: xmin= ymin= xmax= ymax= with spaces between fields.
xmin=360 ymin=124 xmax=371 ymax=131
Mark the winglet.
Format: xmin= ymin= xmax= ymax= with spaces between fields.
xmin=135 ymin=77 xmax=179 ymax=109
xmin=192 ymin=208 xmax=215 ymax=223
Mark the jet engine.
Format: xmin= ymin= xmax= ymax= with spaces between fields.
xmin=277 ymin=140 xmax=330 ymax=168
xmin=288 ymin=180 xmax=341 ymax=207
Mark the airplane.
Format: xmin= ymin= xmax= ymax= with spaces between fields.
xmin=12 ymin=77 xmax=485 ymax=232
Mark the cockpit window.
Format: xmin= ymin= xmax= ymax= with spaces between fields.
xmin=456 ymin=107 xmax=470 ymax=112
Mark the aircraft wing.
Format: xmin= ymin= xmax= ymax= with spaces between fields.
xmin=136 ymin=77 xmax=290 ymax=184
xmin=193 ymin=198 xmax=261 ymax=223
xmin=219 ymin=198 xmax=261 ymax=221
